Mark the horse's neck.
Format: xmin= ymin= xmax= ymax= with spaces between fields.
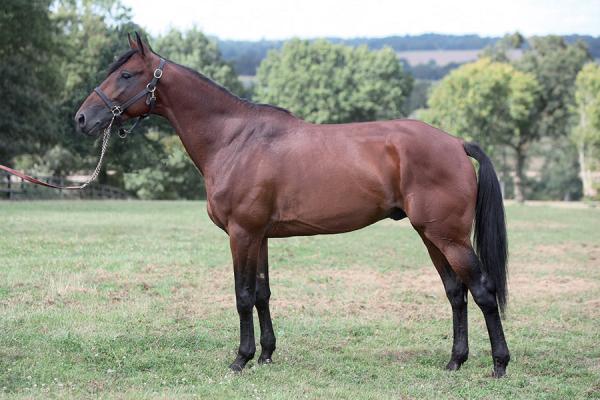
xmin=155 ymin=65 xmax=250 ymax=176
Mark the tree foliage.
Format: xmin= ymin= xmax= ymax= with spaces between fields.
xmin=154 ymin=28 xmax=244 ymax=95
xmin=254 ymin=39 xmax=412 ymax=123
xmin=425 ymin=35 xmax=593 ymax=201
xmin=123 ymin=134 xmax=204 ymax=199
xmin=424 ymin=58 xmax=539 ymax=152
xmin=0 ymin=0 xmax=60 ymax=163
xmin=572 ymin=63 xmax=600 ymax=198
xmin=517 ymin=36 xmax=591 ymax=139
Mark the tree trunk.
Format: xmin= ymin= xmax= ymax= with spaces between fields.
xmin=579 ymin=144 xmax=597 ymax=198
xmin=513 ymin=148 xmax=526 ymax=203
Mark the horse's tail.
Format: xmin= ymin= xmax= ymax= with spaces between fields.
xmin=463 ymin=142 xmax=508 ymax=315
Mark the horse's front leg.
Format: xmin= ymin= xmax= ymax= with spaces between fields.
xmin=228 ymin=224 xmax=262 ymax=372
xmin=256 ymin=238 xmax=276 ymax=364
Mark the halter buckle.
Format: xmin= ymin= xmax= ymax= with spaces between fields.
xmin=111 ymin=105 xmax=123 ymax=116
xmin=153 ymin=68 xmax=163 ymax=79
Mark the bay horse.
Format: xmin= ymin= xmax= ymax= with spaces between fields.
xmin=75 ymin=33 xmax=510 ymax=377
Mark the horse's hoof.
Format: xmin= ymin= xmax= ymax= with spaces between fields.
xmin=229 ymin=362 xmax=245 ymax=372
xmin=445 ymin=360 xmax=462 ymax=371
xmin=228 ymin=352 xmax=254 ymax=372
xmin=492 ymin=367 xmax=506 ymax=378
xmin=258 ymin=356 xmax=273 ymax=365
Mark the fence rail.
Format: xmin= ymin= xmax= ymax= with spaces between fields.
xmin=1 ymin=172 xmax=130 ymax=200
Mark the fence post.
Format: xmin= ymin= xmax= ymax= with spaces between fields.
xmin=7 ymin=174 xmax=11 ymax=200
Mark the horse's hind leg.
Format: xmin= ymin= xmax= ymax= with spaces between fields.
xmin=439 ymin=243 xmax=510 ymax=377
xmin=421 ymin=236 xmax=469 ymax=371
xmin=255 ymin=238 xmax=276 ymax=364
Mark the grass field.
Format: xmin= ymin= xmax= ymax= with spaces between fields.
xmin=1 ymin=201 xmax=599 ymax=399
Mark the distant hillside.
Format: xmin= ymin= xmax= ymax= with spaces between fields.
xmin=217 ymin=33 xmax=600 ymax=79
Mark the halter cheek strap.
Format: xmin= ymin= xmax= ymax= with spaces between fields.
xmin=94 ymin=58 xmax=166 ymax=137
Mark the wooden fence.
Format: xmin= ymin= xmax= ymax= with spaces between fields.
xmin=0 ymin=172 xmax=130 ymax=200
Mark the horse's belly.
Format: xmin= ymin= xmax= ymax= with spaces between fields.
xmin=268 ymin=193 xmax=389 ymax=237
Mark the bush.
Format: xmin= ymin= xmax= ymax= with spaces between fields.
xmin=123 ymin=135 xmax=205 ymax=200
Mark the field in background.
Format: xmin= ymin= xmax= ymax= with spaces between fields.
xmin=396 ymin=49 xmax=522 ymax=66
xmin=397 ymin=49 xmax=480 ymax=66
xmin=1 ymin=201 xmax=599 ymax=399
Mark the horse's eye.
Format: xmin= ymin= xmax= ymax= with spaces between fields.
xmin=121 ymin=71 xmax=132 ymax=79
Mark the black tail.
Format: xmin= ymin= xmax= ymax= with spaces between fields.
xmin=463 ymin=142 xmax=508 ymax=315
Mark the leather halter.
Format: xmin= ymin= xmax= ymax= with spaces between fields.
xmin=94 ymin=57 xmax=166 ymax=138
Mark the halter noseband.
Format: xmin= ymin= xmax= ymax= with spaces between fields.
xmin=94 ymin=58 xmax=166 ymax=138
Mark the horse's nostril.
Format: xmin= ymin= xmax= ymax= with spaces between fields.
xmin=77 ymin=113 xmax=86 ymax=127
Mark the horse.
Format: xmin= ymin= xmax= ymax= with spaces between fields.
xmin=75 ymin=33 xmax=510 ymax=377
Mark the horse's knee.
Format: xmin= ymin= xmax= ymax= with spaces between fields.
xmin=236 ymin=290 xmax=256 ymax=314
xmin=255 ymin=286 xmax=271 ymax=309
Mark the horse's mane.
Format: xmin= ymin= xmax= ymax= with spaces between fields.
xmin=174 ymin=63 xmax=293 ymax=116
xmin=106 ymin=49 xmax=293 ymax=116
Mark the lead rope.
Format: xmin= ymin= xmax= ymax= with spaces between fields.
xmin=0 ymin=115 xmax=114 ymax=190
xmin=78 ymin=115 xmax=114 ymax=189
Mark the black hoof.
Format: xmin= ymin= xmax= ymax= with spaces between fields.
xmin=446 ymin=360 xmax=462 ymax=371
xmin=258 ymin=355 xmax=273 ymax=364
xmin=446 ymin=353 xmax=467 ymax=371
xmin=492 ymin=366 xmax=507 ymax=378
xmin=492 ymin=355 xmax=509 ymax=378
xmin=229 ymin=362 xmax=244 ymax=372
xmin=229 ymin=354 xmax=252 ymax=372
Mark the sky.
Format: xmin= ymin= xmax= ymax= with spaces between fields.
xmin=121 ymin=0 xmax=600 ymax=41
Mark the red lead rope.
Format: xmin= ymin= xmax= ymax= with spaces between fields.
xmin=0 ymin=119 xmax=113 ymax=190
xmin=0 ymin=164 xmax=85 ymax=190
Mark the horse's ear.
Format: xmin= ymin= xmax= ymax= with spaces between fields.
xmin=134 ymin=31 xmax=146 ymax=56
xmin=127 ymin=32 xmax=136 ymax=49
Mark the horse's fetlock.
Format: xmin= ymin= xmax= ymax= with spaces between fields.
xmin=453 ymin=346 xmax=469 ymax=363
xmin=260 ymin=335 xmax=276 ymax=352
xmin=493 ymin=349 xmax=510 ymax=365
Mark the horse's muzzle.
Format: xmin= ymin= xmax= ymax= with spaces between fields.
xmin=74 ymin=107 xmax=111 ymax=137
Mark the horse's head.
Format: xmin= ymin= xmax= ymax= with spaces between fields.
xmin=75 ymin=32 xmax=165 ymax=136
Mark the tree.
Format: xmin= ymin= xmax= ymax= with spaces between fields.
xmin=122 ymin=133 xmax=205 ymax=199
xmin=153 ymin=28 xmax=243 ymax=95
xmin=572 ymin=63 xmax=600 ymax=198
xmin=254 ymin=39 xmax=412 ymax=123
xmin=0 ymin=0 xmax=60 ymax=164
xmin=481 ymin=32 xmax=525 ymax=63
xmin=517 ymin=36 xmax=591 ymax=139
xmin=423 ymin=58 xmax=540 ymax=201
xmin=528 ymin=138 xmax=582 ymax=201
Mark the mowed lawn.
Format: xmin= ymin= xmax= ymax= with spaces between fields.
xmin=0 ymin=201 xmax=599 ymax=399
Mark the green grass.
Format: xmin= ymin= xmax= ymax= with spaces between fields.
xmin=1 ymin=201 xmax=599 ymax=399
